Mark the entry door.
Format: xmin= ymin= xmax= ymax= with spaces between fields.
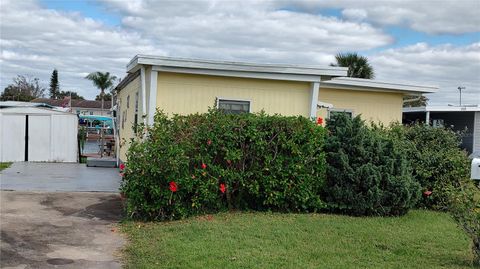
xmin=1 ymin=115 xmax=25 ymax=162
xmin=28 ymin=115 xmax=52 ymax=161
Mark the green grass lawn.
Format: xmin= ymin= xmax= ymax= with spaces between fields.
xmin=0 ymin=162 xmax=12 ymax=171
xmin=121 ymin=210 xmax=474 ymax=269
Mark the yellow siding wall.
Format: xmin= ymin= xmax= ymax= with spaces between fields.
xmin=118 ymin=76 xmax=141 ymax=161
xmin=156 ymin=73 xmax=311 ymax=117
xmin=318 ymin=88 xmax=403 ymax=124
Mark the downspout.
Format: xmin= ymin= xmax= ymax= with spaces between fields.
xmin=148 ymin=70 xmax=158 ymax=126
xmin=310 ymin=82 xmax=320 ymax=119
xmin=140 ymin=66 xmax=147 ymax=125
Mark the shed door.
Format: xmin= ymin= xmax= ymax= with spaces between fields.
xmin=1 ymin=115 xmax=26 ymax=162
xmin=28 ymin=115 xmax=52 ymax=162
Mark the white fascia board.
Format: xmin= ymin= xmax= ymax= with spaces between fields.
xmin=403 ymin=106 xmax=480 ymax=113
xmin=152 ymin=66 xmax=322 ymax=82
xmin=322 ymin=77 xmax=438 ymax=94
xmin=127 ymin=55 xmax=347 ymax=77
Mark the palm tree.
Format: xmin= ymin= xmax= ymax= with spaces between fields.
xmin=331 ymin=52 xmax=374 ymax=79
xmin=85 ymin=72 xmax=117 ymax=112
xmin=85 ymin=72 xmax=117 ymax=157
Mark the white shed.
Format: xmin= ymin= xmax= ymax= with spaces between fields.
xmin=0 ymin=107 xmax=78 ymax=162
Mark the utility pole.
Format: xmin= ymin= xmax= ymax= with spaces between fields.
xmin=458 ymin=86 xmax=466 ymax=106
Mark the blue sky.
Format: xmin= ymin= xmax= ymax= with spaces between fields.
xmin=40 ymin=0 xmax=122 ymax=26
xmin=1 ymin=0 xmax=479 ymax=104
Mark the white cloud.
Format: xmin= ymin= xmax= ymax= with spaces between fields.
xmin=101 ymin=0 xmax=391 ymax=63
xmin=370 ymin=42 xmax=480 ymax=105
xmin=341 ymin=9 xmax=368 ymax=22
xmin=282 ymin=0 xmax=480 ymax=34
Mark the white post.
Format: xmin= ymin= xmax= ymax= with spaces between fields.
xmin=140 ymin=66 xmax=147 ymax=124
xmin=50 ymin=114 xmax=54 ymax=161
xmin=310 ymin=82 xmax=320 ymax=119
xmin=426 ymin=111 xmax=430 ymax=125
xmin=148 ymin=70 xmax=158 ymax=125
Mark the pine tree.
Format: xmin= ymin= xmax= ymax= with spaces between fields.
xmin=49 ymin=69 xmax=59 ymax=99
xmin=323 ymin=113 xmax=419 ymax=216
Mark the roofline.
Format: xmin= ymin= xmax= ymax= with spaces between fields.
xmin=403 ymin=106 xmax=480 ymax=113
xmin=126 ymin=54 xmax=348 ymax=77
xmin=0 ymin=106 xmax=78 ymax=115
xmin=321 ymin=77 xmax=438 ymax=94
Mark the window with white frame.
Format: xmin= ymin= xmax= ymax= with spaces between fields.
xmin=217 ymin=99 xmax=251 ymax=114
xmin=328 ymin=108 xmax=353 ymax=119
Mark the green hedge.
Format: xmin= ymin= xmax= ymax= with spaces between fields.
xmin=121 ymin=110 xmax=327 ymax=220
xmin=387 ymin=123 xmax=471 ymax=209
xmin=323 ymin=114 xmax=420 ymax=216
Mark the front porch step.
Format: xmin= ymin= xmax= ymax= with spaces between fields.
xmin=86 ymin=157 xmax=117 ymax=168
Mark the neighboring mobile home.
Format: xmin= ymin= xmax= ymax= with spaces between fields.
xmin=403 ymin=106 xmax=480 ymax=156
xmin=115 ymin=55 xmax=437 ymax=162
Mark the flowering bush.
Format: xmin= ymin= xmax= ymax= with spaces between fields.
xmin=121 ymin=109 xmax=327 ymax=220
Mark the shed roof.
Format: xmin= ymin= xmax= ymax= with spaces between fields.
xmin=0 ymin=101 xmax=53 ymax=109
xmin=0 ymin=106 xmax=78 ymax=115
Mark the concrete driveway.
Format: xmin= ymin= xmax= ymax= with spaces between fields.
xmin=0 ymin=162 xmax=121 ymax=192
xmin=1 ymin=191 xmax=125 ymax=269
xmin=0 ymin=163 xmax=125 ymax=268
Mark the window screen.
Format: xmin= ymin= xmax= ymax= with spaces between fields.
xmin=218 ymin=99 xmax=250 ymax=114
xmin=329 ymin=109 xmax=353 ymax=119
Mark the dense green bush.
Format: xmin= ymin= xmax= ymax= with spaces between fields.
xmin=323 ymin=114 xmax=420 ymax=216
xmin=121 ymin=109 xmax=327 ymax=220
xmin=387 ymin=124 xmax=471 ymax=209
xmin=448 ymin=180 xmax=480 ymax=265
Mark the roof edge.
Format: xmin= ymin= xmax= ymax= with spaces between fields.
xmin=403 ymin=105 xmax=480 ymax=112
xmin=126 ymin=55 xmax=348 ymax=77
xmin=321 ymin=77 xmax=438 ymax=94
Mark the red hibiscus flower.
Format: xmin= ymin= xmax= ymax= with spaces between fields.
xmin=201 ymin=163 xmax=207 ymax=169
xmin=317 ymin=117 xmax=324 ymax=125
xmin=207 ymin=139 xmax=212 ymax=145
xmin=423 ymin=190 xmax=432 ymax=197
xmin=119 ymin=163 xmax=125 ymax=171
xmin=219 ymin=183 xmax=226 ymax=194
xmin=169 ymin=181 xmax=178 ymax=192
